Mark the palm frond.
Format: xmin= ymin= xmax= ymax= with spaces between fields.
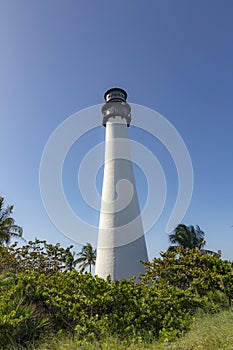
xmin=0 ymin=197 xmax=24 ymax=244
xmin=169 ymin=224 xmax=206 ymax=250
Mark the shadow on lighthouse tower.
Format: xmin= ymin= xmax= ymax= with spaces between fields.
xmin=95 ymin=88 xmax=148 ymax=280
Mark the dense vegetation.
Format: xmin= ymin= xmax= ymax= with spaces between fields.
xmin=0 ymin=197 xmax=232 ymax=348
xmin=0 ymin=242 xmax=232 ymax=349
xmin=11 ymin=310 xmax=233 ymax=350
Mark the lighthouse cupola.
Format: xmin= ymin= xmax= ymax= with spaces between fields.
xmin=102 ymin=87 xmax=131 ymax=126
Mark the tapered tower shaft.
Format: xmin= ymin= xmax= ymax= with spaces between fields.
xmin=95 ymin=88 xmax=148 ymax=280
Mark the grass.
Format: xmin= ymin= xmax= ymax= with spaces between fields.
xmin=170 ymin=309 xmax=233 ymax=350
xmin=7 ymin=310 xmax=233 ymax=350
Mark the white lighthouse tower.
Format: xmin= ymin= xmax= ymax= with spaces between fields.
xmin=95 ymin=88 xmax=148 ymax=280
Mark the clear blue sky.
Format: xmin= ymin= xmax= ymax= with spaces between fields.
xmin=1 ymin=1 xmax=233 ymax=261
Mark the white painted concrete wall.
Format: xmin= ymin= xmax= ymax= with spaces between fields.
xmin=95 ymin=116 xmax=148 ymax=280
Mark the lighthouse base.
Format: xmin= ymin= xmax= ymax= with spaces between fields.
xmin=95 ymin=235 xmax=148 ymax=280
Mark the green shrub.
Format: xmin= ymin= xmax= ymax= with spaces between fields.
xmin=0 ymin=274 xmax=50 ymax=348
xmin=142 ymin=247 xmax=233 ymax=307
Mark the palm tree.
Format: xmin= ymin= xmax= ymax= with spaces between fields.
xmin=76 ymin=243 xmax=96 ymax=273
xmin=64 ymin=250 xmax=79 ymax=272
xmin=0 ymin=197 xmax=24 ymax=244
xmin=169 ymin=224 xmax=205 ymax=250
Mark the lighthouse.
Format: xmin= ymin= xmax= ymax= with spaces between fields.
xmin=95 ymin=88 xmax=148 ymax=280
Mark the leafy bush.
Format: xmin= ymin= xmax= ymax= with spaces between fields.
xmin=0 ymin=274 xmax=50 ymax=348
xmin=142 ymin=247 xmax=233 ymax=307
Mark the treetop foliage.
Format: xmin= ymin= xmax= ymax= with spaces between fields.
xmin=168 ymin=224 xmax=206 ymax=250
